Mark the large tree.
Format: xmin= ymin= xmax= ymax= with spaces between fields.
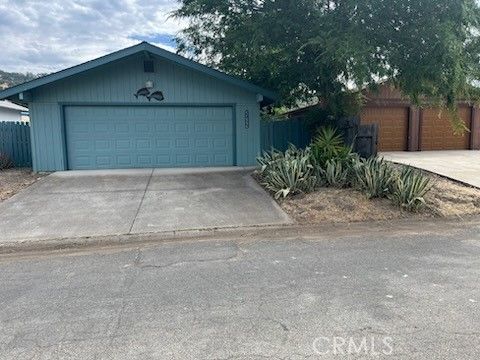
xmin=174 ymin=0 xmax=480 ymax=131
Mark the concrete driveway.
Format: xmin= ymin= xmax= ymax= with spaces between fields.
xmin=381 ymin=150 xmax=480 ymax=188
xmin=0 ymin=168 xmax=290 ymax=243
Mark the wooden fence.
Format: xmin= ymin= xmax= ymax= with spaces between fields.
xmin=260 ymin=118 xmax=312 ymax=152
xmin=260 ymin=117 xmax=378 ymax=158
xmin=0 ymin=121 xmax=32 ymax=167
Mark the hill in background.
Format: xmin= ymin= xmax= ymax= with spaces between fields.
xmin=0 ymin=70 xmax=44 ymax=90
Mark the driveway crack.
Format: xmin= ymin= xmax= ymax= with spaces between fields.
xmin=128 ymin=169 xmax=154 ymax=234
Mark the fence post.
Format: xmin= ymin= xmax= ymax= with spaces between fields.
xmin=408 ymin=106 xmax=421 ymax=151
xmin=471 ymin=106 xmax=480 ymax=150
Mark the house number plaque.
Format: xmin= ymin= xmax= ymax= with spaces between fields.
xmin=244 ymin=110 xmax=250 ymax=129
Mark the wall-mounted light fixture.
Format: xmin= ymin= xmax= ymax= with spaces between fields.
xmin=145 ymin=81 xmax=154 ymax=89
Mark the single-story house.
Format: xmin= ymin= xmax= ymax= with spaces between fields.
xmin=0 ymin=100 xmax=29 ymax=123
xmin=0 ymin=42 xmax=276 ymax=171
xmin=287 ymin=84 xmax=480 ymax=152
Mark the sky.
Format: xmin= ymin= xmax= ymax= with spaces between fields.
xmin=0 ymin=0 xmax=184 ymax=74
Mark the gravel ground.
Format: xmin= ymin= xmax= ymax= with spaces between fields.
xmin=0 ymin=168 xmax=46 ymax=202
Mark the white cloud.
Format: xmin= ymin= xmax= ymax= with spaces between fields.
xmin=0 ymin=0 xmax=184 ymax=73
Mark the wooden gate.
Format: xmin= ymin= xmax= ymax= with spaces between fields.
xmin=0 ymin=121 xmax=32 ymax=167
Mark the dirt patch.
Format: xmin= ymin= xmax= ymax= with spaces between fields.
xmin=280 ymin=188 xmax=417 ymax=224
xmin=425 ymin=173 xmax=480 ymax=218
xmin=257 ymin=167 xmax=480 ymax=224
xmin=0 ymin=168 xmax=46 ymax=202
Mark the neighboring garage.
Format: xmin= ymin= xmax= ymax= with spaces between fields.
xmin=360 ymin=106 xmax=409 ymax=151
xmin=360 ymin=84 xmax=480 ymax=152
xmin=419 ymin=107 xmax=471 ymax=150
xmin=0 ymin=42 xmax=276 ymax=171
xmin=285 ymin=83 xmax=480 ymax=153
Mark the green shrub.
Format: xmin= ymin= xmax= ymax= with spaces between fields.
xmin=310 ymin=126 xmax=360 ymax=186
xmin=0 ymin=153 xmax=13 ymax=170
xmin=354 ymin=157 xmax=395 ymax=198
xmin=257 ymin=145 xmax=317 ymax=199
xmin=390 ymin=166 xmax=432 ymax=211
xmin=311 ymin=127 xmax=353 ymax=168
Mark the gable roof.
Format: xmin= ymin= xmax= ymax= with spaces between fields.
xmin=0 ymin=42 xmax=277 ymax=104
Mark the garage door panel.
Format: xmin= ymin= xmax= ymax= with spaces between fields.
xmin=420 ymin=108 xmax=471 ymax=150
xmin=156 ymin=154 xmax=172 ymax=165
xmin=155 ymin=123 xmax=170 ymax=132
xmin=213 ymin=138 xmax=228 ymax=149
xmin=155 ymin=139 xmax=171 ymax=148
xmin=194 ymin=123 xmax=211 ymax=133
xmin=360 ymin=107 xmax=409 ymax=151
xmin=194 ymin=139 xmax=209 ymax=148
xmin=117 ymin=155 xmax=133 ymax=166
xmin=214 ymin=154 xmax=228 ymax=163
xmin=115 ymin=139 xmax=131 ymax=150
xmin=135 ymin=122 xmax=151 ymax=133
xmin=93 ymin=122 xmax=110 ymax=132
xmin=114 ymin=122 xmax=130 ymax=133
xmin=74 ymin=156 xmax=91 ymax=168
xmin=65 ymin=106 xmax=234 ymax=170
xmin=174 ymin=122 xmax=189 ymax=132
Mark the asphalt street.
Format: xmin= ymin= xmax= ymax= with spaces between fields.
xmin=0 ymin=221 xmax=479 ymax=359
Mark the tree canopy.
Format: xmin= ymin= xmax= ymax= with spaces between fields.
xmin=174 ymin=0 xmax=480 ymax=131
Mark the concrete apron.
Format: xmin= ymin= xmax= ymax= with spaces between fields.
xmin=381 ymin=150 xmax=480 ymax=188
xmin=0 ymin=167 xmax=291 ymax=247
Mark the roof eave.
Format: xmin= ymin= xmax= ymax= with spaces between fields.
xmin=0 ymin=42 xmax=278 ymax=103
xmin=0 ymin=42 xmax=148 ymax=101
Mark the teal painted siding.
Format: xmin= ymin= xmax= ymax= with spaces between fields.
xmin=29 ymin=103 xmax=66 ymax=171
xmin=29 ymin=54 xmax=261 ymax=171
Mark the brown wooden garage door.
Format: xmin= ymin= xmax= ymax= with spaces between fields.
xmin=420 ymin=107 xmax=471 ymax=150
xmin=360 ymin=107 xmax=409 ymax=151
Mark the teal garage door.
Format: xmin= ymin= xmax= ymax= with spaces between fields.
xmin=64 ymin=106 xmax=234 ymax=169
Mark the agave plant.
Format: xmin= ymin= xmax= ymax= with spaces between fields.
xmin=354 ymin=157 xmax=395 ymax=198
xmin=321 ymin=160 xmax=349 ymax=188
xmin=390 ymin=166 xmax=432 ymax=211
xmin=257 ymin=148 xmax=285 ymax=174
xmin=257 ymin=144 xmax=317 ymax=199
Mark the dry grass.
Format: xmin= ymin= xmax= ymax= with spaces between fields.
xmin=259 ymin=166 xmax=480 ymax=224
xmin=280 ymin=188 xmax=419 ymax=224
xmin=0 ymin=168 xmax=46 ymax=202
xmin=424 ymin=173 xmax=480 ymax=218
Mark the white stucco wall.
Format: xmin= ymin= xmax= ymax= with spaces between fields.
xmin=0 ymin=107 xmax=23 ymax=122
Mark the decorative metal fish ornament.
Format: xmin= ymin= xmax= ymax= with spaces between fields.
xmin=134 ymin=87 xmax=150 ymax=99
xmin=147 ymin=91 xmax=164 ymax=102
